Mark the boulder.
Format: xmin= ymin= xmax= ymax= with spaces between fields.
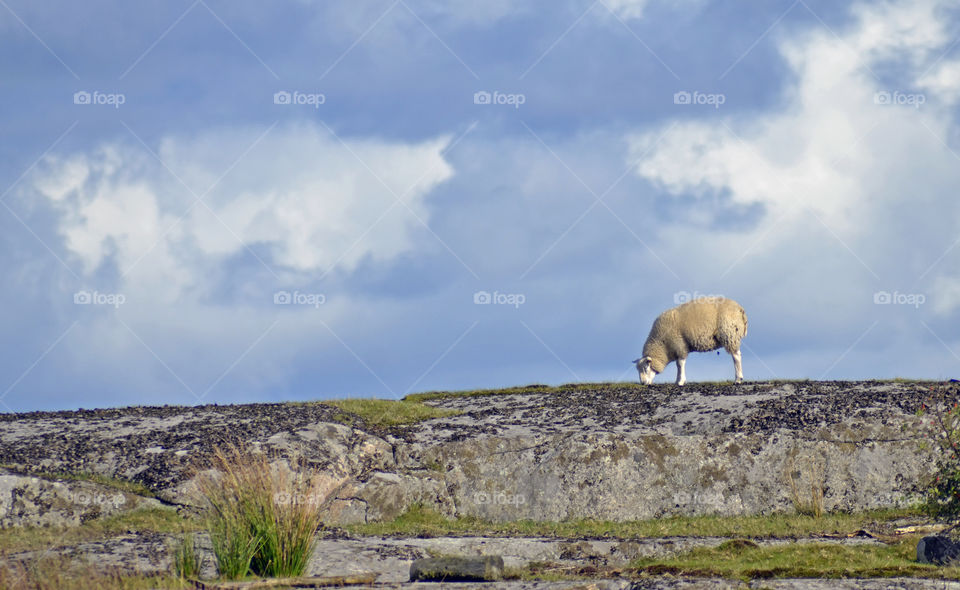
xmin=917 ymin=535 xmax=960 ymax=565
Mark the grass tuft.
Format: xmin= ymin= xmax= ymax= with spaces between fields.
xmin=194 ymin=445 xmax=326 ymax=580
xmin=172 ymin=533 xmax=202 ymax=580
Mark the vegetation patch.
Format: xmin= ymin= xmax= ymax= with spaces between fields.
xmin=0 ymin=507 xmax=199 ymax=555
xmin=0 ymin=556 xmax=189 ymax=590
xmin=324 ymin=398 xmax=460 ymax=426
xmin=632 ymin=536 xmax=960 ymax=580
xmin=916 ymin=382 xmax=960 ymax=518
xmin=346 ymin=504 xmax=920 ymax=539
xmin=194 ymin=445 xmax=326 ymax=579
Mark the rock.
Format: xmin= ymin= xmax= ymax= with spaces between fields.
xmin=917 ymin=535 xmax=960 ymax=565
xmin=0 ymin=381 xmax=946 ymax=524
xmin=0 ymin=469 xmax=163 ymax=528
xmin=409 ymin=555 xmax=504 ymax=582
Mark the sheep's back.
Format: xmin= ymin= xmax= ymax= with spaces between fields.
xmin=676 ymin=301 xmax=723 ymax=352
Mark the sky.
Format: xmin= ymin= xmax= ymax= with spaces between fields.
xmin=2 ymin=0 xmax=960 ymax=412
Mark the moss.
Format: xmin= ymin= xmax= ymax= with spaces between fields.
xmin=323 ymin=398 xmax=460 ymax=426
xmin=699 ymin=463 xmax=730 ymax=485
xmin=637 ymin=435 xmax=680 ymax=470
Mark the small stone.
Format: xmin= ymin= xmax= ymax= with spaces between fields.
xmin=917 ymin=535 xmax=960 ymax=565
xmin=409 ymin=555 xmax=504 ymax=582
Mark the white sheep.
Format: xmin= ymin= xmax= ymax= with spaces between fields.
xmin=633 ymin=298 xmax=748 ymax=386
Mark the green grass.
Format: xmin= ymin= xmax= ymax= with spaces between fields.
xmin=0 ymin=557 xmax=191 ymax=590
xmin=196 ymin=446 xmax=325 ymax=579
xmin=171 ymin=533 xmax=202 ymax=580
xmin=633 ymin=537 xmax=960 ymax=580
xmin=345 ymin=504 xmax=920 ymax=539
xmin=0 ymin=506 xmax=200 ymax=555
xmin=325 ymin=398 xmax=461 ymax=426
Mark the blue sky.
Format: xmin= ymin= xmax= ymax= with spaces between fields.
xmin=2 ymin=0 xmax=960 ymax=411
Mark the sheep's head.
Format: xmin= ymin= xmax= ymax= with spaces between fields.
xmin=633 ymin=356 xmax=657 ymax=385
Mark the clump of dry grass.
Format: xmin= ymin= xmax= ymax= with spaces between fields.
xmin=193 ymin=445 xmax=330 ymax=580
xmin=787 ymin=456 xmax=825 ymax=518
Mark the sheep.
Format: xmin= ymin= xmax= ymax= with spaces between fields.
xmin=633 ymin=298 xmax=748 ymax=386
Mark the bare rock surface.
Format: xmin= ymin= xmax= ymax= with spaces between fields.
xmin=0 ymin=381 xmax=944 ymax=525
xmin=0 ymin=468 xmax=164 ymax=528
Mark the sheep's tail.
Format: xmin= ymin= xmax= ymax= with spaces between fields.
xmin=740 ymin=305 xmax=748 ymax=339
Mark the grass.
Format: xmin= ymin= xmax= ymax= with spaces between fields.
xmin=345 ymin=503 xmax=921 ymax=539
xmin=0 ymin=506 xmax=200 ymax=555
xmin=324 ymin=398 xmax=460 ymax=426
xmin=172 ymin=533 xmax=202 ymax=580
xmin=787 ymin=458 xmax=825 ymax=518
xmin=633 ymin=537 xmax=960 ymax=580
xmin=194 ymin=445 xmax=326 ymax=579
xmin=0 ymin=557 xmax=190 ymax=590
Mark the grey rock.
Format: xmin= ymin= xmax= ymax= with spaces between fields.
xmin=916 ymin=534 xmax=960 ymax=565
xmin=0 ymin=381 xmax=944 ymax=524
xmin=0 ymin=468 xmax=163 ymax=528
xmin=410 ymin=555 xmax=505 ymax=582
xmin=2 ymin=531 xmax=888 ymax=582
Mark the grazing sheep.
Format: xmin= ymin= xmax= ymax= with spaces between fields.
xmin=633 ymin=298 xmax=748 ymax=386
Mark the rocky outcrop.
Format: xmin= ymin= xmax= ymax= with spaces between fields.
xmin=0 ymin=469 xmax=163 ymax=528
xmin=0 ymin=381 xmax=945 ymax=526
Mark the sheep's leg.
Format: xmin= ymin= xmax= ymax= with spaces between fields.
xmin=732 ymin=349 xmax=743 ymax=383
xmin=676 ymin=357 xmax=686 ymax=386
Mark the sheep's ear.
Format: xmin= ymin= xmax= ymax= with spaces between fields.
xmin=632 ymin=358 xmax=640 ymax=364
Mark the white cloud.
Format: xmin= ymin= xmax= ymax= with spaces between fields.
xmin=624 ymin=0 xmax=960 ymax=361
xmin=34 ymin=124 xmax=453 ymax=302
xmin=630 ymin=0 xmax=960 ymax=234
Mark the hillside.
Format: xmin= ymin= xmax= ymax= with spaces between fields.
xmin=0 ymin=380 xmax=954 ymax=588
